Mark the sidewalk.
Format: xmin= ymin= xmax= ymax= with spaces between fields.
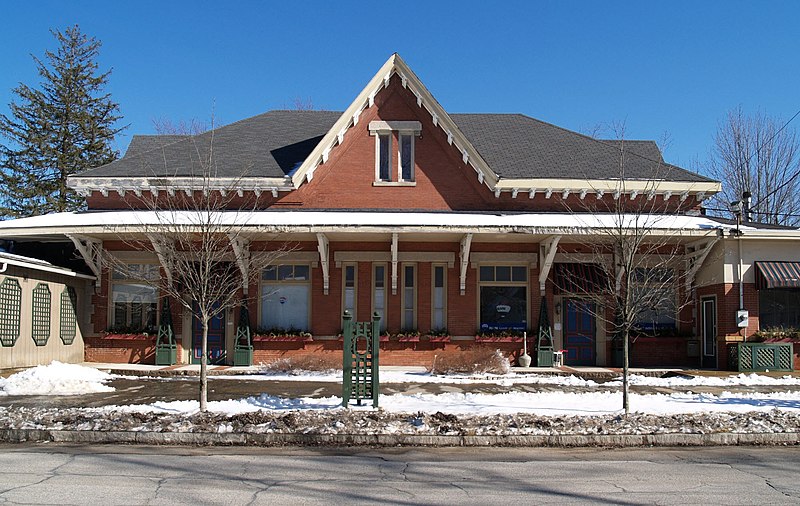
xmin=84 ymin=362 xmax=688 ymax=380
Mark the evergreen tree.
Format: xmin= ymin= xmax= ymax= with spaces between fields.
xmin=0 ymin=25 xmax=123 ymax=218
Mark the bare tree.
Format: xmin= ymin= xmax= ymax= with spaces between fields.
xmin=103 ymin=124 xmax=290 ymax=411
xmin=707 ymin=107 xmax=800 ymax=226
xmin=560 ymin=139 xmax=696 ymax=415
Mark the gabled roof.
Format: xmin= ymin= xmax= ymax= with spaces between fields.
xmin=68 ymin=53 xmax=719 ymax=198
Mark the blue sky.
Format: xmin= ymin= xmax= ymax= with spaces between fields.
xmin=1 ymin=1 xmax=798 ymax=173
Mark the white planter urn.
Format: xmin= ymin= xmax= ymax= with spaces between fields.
xmin=518 ymin=352 xmax=532 ymax=368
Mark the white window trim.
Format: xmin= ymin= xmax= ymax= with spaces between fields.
xmin=398 ymin=133 xmax=415 ymax=183
xmin=372 ymin=263 xmax=388 ymax=332
xmin=108 ymin=263 xmax=160 ymax=331
xmin=476 ymin=263 xmax=530 ymax=331
xmin=369 ymin=121 xmax=421 ymax=186
xmin=342 ymin=263 xmax=358 ymax=318
xmin=401 ymin=263 xmax=417 ymax=331
xmin=258 ymin=264 xmax=312 ymax=331
xmin=431 ymin=263 xmax=448 ymax=331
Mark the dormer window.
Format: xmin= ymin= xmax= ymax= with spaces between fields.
xmin=369 ymin=121 xmax=421 ymax=186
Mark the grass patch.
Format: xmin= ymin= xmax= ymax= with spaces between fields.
xmin=262 ymin=354 xmax=342 ymax=373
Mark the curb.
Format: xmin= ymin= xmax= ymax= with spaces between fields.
xmin=1 ymin=429 xmax=798 ymax=447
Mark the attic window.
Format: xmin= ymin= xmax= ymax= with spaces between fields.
xmin=369 ymin=121 xmax=421 ymax=186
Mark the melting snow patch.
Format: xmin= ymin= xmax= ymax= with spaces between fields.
xmin=0 ymin=361 xmax=115 ymax=396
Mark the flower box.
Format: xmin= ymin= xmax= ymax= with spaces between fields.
xmin=253 ymin=334 xmax=313 ymax=342
xmin=475 ymin=335 xmax=523 ymax=343
xmin=101 ymin=333 xmax=154 ymax=341
xmin=424 ymin=335 xmax=451 ymax=343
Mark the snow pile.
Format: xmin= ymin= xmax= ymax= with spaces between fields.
xmin=0 ymin=361 xmax=115 ymax=396
xmin=607 ymin=373 xmax=800 ymax=387
xmin=110 ymin=389 xmax=800 ymax=417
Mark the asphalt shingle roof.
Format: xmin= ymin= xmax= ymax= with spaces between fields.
xmin=77 ymin=110 xmax=713 ymax=184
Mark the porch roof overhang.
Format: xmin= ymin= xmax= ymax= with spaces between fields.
xmin=0 ymin=210 xmax=740 ymax=241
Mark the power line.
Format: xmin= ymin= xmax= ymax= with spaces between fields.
xmin=741 ymin=108 xmax=800 ymax=211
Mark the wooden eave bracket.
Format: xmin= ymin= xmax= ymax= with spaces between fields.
xmin=316 ymin=233 xmax=330 ymax=295
xmin=538 ymin=235 xmax=561 ymax=291
xmin=228 ymin=234 xmax=251 ymax=295
xmin=459 ymin=233 xmax=473 ymax=295
xmin=685 ymin=236 xmax=720 ymax=291
xmin=391 ymin=233 xmax=399 ymax=295
xmin=67 ymin=234 xmax=103 ymax=291
xmin=147 ymin=234 xmax=175 ymax=289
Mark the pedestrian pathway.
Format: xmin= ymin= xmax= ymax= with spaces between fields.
xmin=84 ymin=361 xmax=686 ymax=380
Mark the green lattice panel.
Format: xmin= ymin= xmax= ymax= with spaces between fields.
xmin=778 ymin=346 xmax=793 ymax=371
xmin=739 ymin=347 xmax=753 ymax=370
xmin=32 ymin=283 xmax=51 ymax=346
xmin=0 ymin=278 xmax=21 ymax=347
xmin=60 ymin=287 xmax=77 ymax=345
xmin=756 ymin=347 xmax=775 ymax=369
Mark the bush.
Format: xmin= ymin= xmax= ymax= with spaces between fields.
xmin=429 ymin=347 xmax=511 ymax=375
xmin=262 ymin=354 xmax=342 ymax=373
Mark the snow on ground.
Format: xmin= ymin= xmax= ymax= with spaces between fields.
xmin=220 ymin=370 xmax=800 ymax=388
xmin=0 ymin=361 xmax=115 ymax=396
xmin=112 ymin=389 xmax=800 ymax=417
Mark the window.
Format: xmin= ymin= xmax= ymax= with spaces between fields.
xmin=60 ymin=286 xmax=78 ymax=345
xmin=369 ymin=120 xmax=421 ymax=184
xmin=343 ymin=263 xmax=357 ymax=317
xmin=261 ymin=264 xmax=311 ymax=331
xmin=479 ymin=265 xmax=527 ymax=331
xmin=432 ymin=265 xmax=447 ymax=331
xmin=111 ymin=263 xmax=158 ymax=333
xmin=632 ymin=268 xmax=677 ymax=331
xmin=378 ymin=134 xmax=391 ymax=181
xmin=372 ymin=264 xmax=387 ymax=331
xmin=399 ymin=134 xmax=414 ymax=181
xmin=759 ymin=289 xmax=800 ymax=329
xmin=32 ymin=283 xmax=51 ymax=346
xmin=0 ymin=277 xmax=21 ymax=347
xmin=402 ymin=264 xmax=416 ymax=330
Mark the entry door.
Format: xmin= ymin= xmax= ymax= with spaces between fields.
xmin=701 ymin=297 xmax=717 ymax=369
xmin=564 ymin=299 xmax=596 ymax=366
xmin=192 ymin=302 xmax=226 ymax=365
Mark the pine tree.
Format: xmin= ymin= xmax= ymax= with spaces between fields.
xmin=0 ymin=25 xmax=123 ymax=218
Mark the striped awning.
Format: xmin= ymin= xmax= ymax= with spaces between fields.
xmin=553 ymin=263 xmax=606 ymax=294
xmin=754 ymin=261 xmax=800 ymax=290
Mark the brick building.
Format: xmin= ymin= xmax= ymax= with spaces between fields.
xmin=1 ymin=54 xmax=798 ymax=369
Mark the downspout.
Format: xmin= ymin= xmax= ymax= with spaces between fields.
xmin=0 ymin=263 xmax=6 ymax=274
xmin=738 ymin=232 xmax=744 ymax=310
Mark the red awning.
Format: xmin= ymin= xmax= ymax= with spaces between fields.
xmin=754 ymin=261 xmax=800 ymax=290
xmin=553 ymin=263 xmax=606 ymax=294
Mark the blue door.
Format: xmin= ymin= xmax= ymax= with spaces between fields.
xmin=192 ymin=302 xmax=226 ymax=365
xmin=564 ymin=299 xmax=596 ymax=366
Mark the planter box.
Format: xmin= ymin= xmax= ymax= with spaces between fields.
xmin=155 ymin=344 xmax=177 ymax=366
xmin=102 ymin=334 xmax=154 ymax=341
xmin=233 ymin=346 xmax=253 ymax=366
xmin=475 ymin=336 xmax=523 ymax=343
xmin=424 ymin=335 xmax=451 ymax=343
xmin=253 ymin=335 xmax=313 ymax=342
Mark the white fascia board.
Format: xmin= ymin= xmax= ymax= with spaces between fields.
xmin=495 ymin=178 xmax=722 ymax=195
xmin=0 ymin=210 xmax=731 ymax=239
xmin=289 ymin=53 xmax=499 ymax=190
xmin=0 ymin=256 xmax=95 ymax=280
xmin=68 ymin=176 xmax=292 ymax=195
xmin=737 ymin=229 xmax=800 ymax=239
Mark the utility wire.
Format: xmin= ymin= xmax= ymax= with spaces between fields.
xmin=741 ymin=108 xmax=800 ymax=210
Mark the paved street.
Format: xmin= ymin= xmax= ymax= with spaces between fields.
xmin=0 ymin=444 xmax=798 ymax=505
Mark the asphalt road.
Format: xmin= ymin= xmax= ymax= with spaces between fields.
xmin=0 ymin=444 xmax=798 ymax=505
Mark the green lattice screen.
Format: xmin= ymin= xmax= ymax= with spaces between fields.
xmin=60 ymin=286 xmax=77 ymax=345
xmin=0 ymin=278 xmax=21 ymax=347
xmin=32 ymin=283 xmax=51 ymax=346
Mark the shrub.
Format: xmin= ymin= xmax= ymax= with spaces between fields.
xmin=262 ymin=353 xmax=342 ymax=373
xmin=429 ymin=347 xmax=510 ymax=375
